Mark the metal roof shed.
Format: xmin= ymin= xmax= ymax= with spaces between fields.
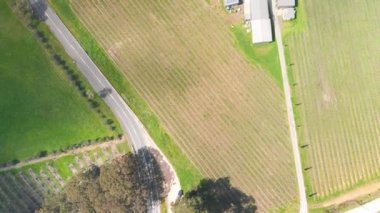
xmin=224 ymin=0 xmax=239 ymax=7
xmin=251 ymin=19 xmax=273 ymax=43
xmin=277 ymin=0 xmax=295 ymax=8
xmin=251 ymin=0 xmax=270 ymax=20
xmin=282 ymin=8 xmax=296 ymax=20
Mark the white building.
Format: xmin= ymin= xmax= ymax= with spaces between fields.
xmin=224 ymin=0 xmax=239 ymax=7
xmin=250 ymin=0 xmax=273 ymax=43
xmin=277 ymin=0 xmax=295 ymax=8
xmin=251 ymin=19 xmax=272 ymax=43
xmin=282 ymin=8 xmax=295 ymax=20
xmin=277 ymin=0 xmax=296 ymax=20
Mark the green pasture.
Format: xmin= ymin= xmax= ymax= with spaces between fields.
xmin=0 ymin=0 xmax=114 ymax=163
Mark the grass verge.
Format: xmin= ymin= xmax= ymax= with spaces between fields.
xmin=282 ymin=0 xmax=308 ymax=36
xmin=231 ymin=25 xmax=283 ymax=87
xmin=280 ymin=0 xmax=314 ymax=204
xmin=51 ymin=155 xmax=75 ymax=180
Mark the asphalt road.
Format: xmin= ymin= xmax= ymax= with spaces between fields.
xmin=29 ymin=0 xmax=165 ymax=211
xmin=269 ymin=0 xmax=308 ymax=212
xmin=30 ymin=1 xmax=146 ymax=151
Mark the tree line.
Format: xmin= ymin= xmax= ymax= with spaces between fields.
xmin=37 ymin=149 xmax=257 ymax=212
xmin=39 ymin=148 xmax=166 ymax=212
xmin=12 ymin=0 xmax=120 ymax=133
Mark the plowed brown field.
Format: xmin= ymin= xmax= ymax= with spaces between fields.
xmin=70 ymin=0 xmax=297 ymax=210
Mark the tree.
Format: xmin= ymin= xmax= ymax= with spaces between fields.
xmin=38 ymin=150 xmax=48 ymax=158
xmin=12 ymin=0 xmax=32 ymax=21
xmin=40 ymin=148 xmax=166 ymax=212
xmin=174 ymin=177 xmax=257 ymax=213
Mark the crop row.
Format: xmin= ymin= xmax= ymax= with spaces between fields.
xmin=287 ymin=0 xmax=380 ymax=199
xmin=71 ymin=0 xmax=297 ymax=210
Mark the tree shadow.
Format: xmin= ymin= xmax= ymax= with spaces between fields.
xmin=30 ymin=0 xmax=48 ymax=21
xmin=135 ymin=147 xmax=166 ymax=203
xmin=39 ymin=147 xmax=166 ymax=212
xmin=182 ymin=177 xmax=257 ymax=213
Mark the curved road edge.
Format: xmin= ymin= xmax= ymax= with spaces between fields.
xmin=29 ymin=0 xmax=181 ymax=212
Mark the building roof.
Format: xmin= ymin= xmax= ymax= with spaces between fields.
xmin=251 ymin=0 xmax=270 ymax=20
xmin=277 ymin=0 xmax=295 ymax=8
xmin=244 ymin=0 xmax=251 ymax=20
xmin=251 ymin=19 xmax=273 ymax=43
xmin=282 ymin=8 xmax=296 ymax=20
xmin=224 ymin=0 xmax=239 ymax=7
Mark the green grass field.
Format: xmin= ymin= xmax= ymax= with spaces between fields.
xmin=0 ymin=0 xmax=116 ymax=163
xmin=285 ymin=0 xmax=380 ymax=202
xmin=49 ymin=0 xmax=297 ymax=211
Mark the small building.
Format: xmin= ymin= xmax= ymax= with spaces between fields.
xmin=250 ymin=0 xmax=273 ymax=43
xmin=282 ymin=8 xmax=295 ymax=20
xmin=277 ymin=0 xmax=296 ymax=20
xmin=251 ymin=0 xmax=269 ymax=20
xmin=251 ymin=19 xmax=273 ymax=43
xmin=277 ymin=0 xmax=295 ymax=8
xmin=224 ymin=0 xmax=239 ymax=7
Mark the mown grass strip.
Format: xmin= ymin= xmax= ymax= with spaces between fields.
xmin=116 ymin=142 xmax=131 ymax=154
xmin=48 ymin=0 xmax=202 ymax=191
xmin=280 ymin=0 xmax=313 ymax=201
xmin=231 ymin=25 xmax=282 ymax=87
xmin=51 ymin=155 xmax=75 ymax=180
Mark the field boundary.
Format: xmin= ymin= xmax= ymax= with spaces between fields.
xmin=0 ymin=138 xmax=125 ymax=172
xmin=319 ymin=181 xmax=380 ymax=208
xmin=271 ymin=0 xmax=307 ymax=211
xmin=280 ymin=0 xmax=315 ymax=205
xmin=306 ymin=174 xmax=380 ymax=207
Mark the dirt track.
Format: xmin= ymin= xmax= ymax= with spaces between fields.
xmin=0 ymin=138 xmax=124 ymax=172
xmin=270 ymin=0 xmax=308 ymax=212
xmin=319 ymin=182 xmax=380 ymax=208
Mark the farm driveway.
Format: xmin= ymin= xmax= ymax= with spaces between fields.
xmin=269 ymin=0 xmax=308 ymax=212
